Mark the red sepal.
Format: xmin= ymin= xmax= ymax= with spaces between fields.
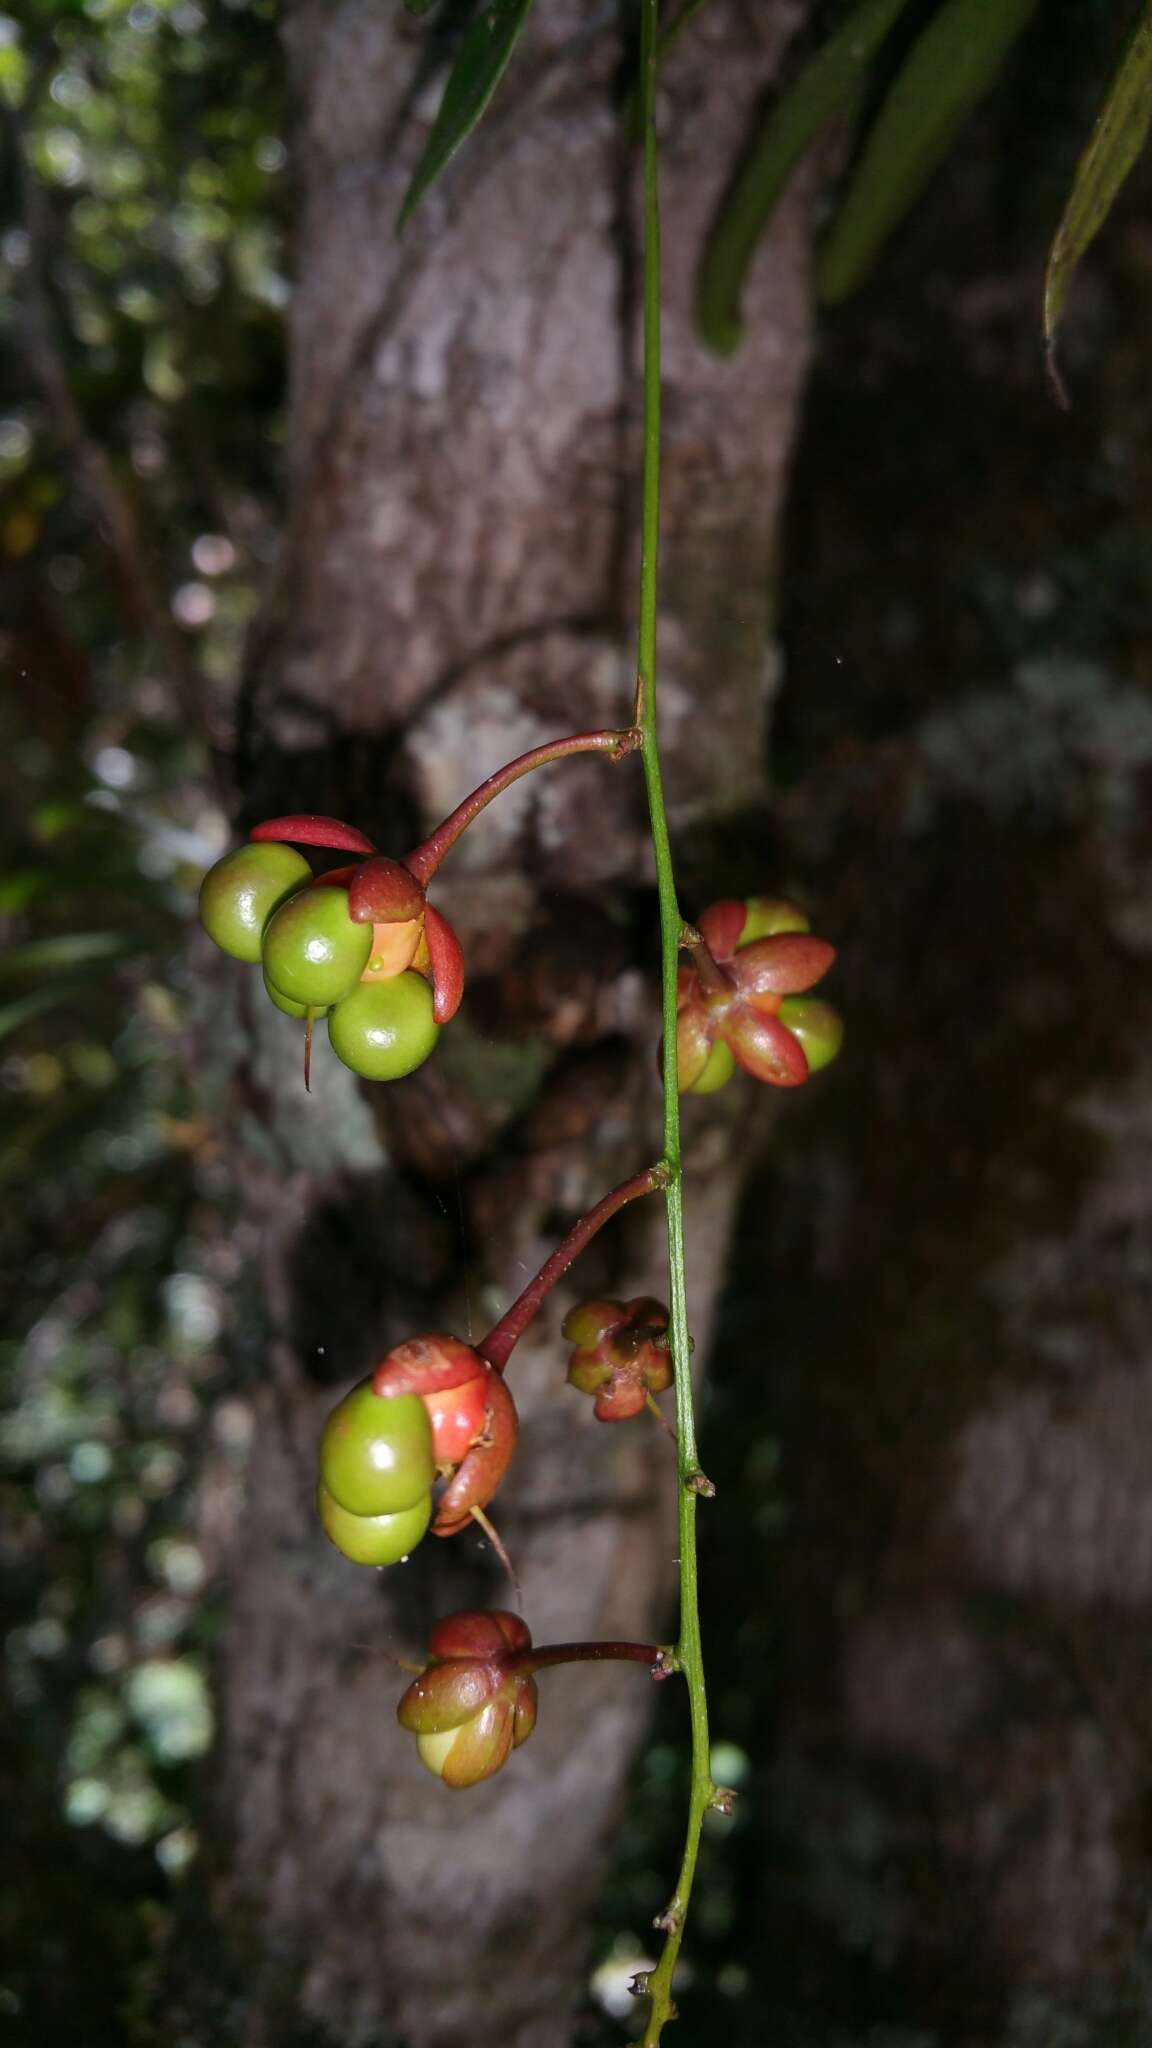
xmin=347 ymin=856 xmax=425 ymax=925
xmin=728 ymin=932 xmax=835 ymax=999
xmin=251 ymin=815 xmax=377 ymax=854
xmin=372 ymin=1333 xmax=486 ymax=1400
xmin=426 ymin=1610 xmax=530 ymax=1662
xmin=433 ymin=1370 xmax=519 ymax=1535
xmin=696 ymin=899 xmax=746 ymax=961
xmin=424 ymin=905 xmax=465 ymax=1024
xmin=725 ymin=1008 xmax=810 ymax=1086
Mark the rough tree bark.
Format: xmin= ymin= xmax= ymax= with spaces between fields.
xmin=182 ymin=6 xmax=817 ymax=2045
xmin=732 ymin=121 xmax=1152 ymax=2048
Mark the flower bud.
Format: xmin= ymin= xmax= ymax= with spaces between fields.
xmin=562 ymin=1296 xmax=671 ymax=1422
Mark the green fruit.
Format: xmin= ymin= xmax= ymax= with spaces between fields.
xmin=778 ymin=996 xmax=843 ymax=1073
xmin=198 ymin=843 xmax=312 ymax=963
xmin=261 ymin=883 xmax=373 ymax=1008
xmin=683 ymin=1038 xmax=735 ymax=1095
xmin=262 ymin=968 xmax=329 ymax=1021
xmin=320 ymin=1379 xmax=435 ymax=1516
xmin=318 ymin=1483 xmax=432 ymax=1566
xmin=327 ymin=973 xmax=439 ymax=1081
xmin=737 ymin=896 xmax=810 ymax=947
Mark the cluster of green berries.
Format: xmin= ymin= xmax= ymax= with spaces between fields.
xmin=198 ymin=818 xmax=463 ymax=1084
xmin=677 ymin=894 xmax=843 ymax=1095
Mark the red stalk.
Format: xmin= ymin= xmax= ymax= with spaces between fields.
xmin=405 ymin=728 xmax=641 ymax=885
xmin=478 ymin=1165 xmax=667 ymax=1371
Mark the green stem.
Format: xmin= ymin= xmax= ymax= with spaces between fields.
xmin=634 ymin=3 xmax=715 ymax=2039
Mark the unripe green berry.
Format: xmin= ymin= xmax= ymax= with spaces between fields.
xmin=683 ymin=1038 xmax=735 ymax=1095
xmin=262 ymin=967 xmax=329 ymax=1020
xmin=261 ymin=883 xmax=373 ymax=1008
xmin=778 ymin=995 xmax=843 ymax=1073
xmin=737 ymin=896 xmax=811 ymax=946
xmin=320 ymin=1379 xmax=435 ymax=1516
xmin=327 ymin=973 xmax=439 ymax=1082
xmin=199 ymin=843 xmax=312 ymax=964
xmin=317 ymin=1483 xmax=431 ymax=1565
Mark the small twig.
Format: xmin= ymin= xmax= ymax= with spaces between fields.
xmin=468 ymin=1503 xmax=520 ymax=1598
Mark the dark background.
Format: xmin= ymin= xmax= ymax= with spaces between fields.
xmin=4 ymin=2 xmax=1152 ymax=2044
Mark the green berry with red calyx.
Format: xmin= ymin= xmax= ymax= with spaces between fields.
xmin=778 ymin=995 xmax=844 ymax=1074
xmin=198 ymin=842 xmax=312 ymax=964
xmin=317 ymin=1484 xmax=432 ymax=1566
xmin=261 ymin=881 xmax=374 ymax=1008
xmin=262 ymin=967 xmax=329 ymax=1021
xmin=319 ymin=1378 xmax=435 ymax=1517
xmin=327 ymin=972 xmax=439 ymax=1081
xmin=684 ymin=1037 xmax=735 ymax=1096
xmin=398 ymin=1610 xmax=538 ymax=1788
xmin=736 ymin=896 xmax=811 ymax=945
xmin=697 ymin=894 xmax=810 ymax=962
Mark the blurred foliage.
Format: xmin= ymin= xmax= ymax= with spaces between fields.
xmin=0 ymin=0 xmax=285 ymax=2035
xmin=1 ymin=0 xmax=1151 ymax=2043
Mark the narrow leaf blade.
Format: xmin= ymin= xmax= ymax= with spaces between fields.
xmin=697 ymin=0 xmax=912 ymax=354
xmin=398 ymin=0 xmax=536 ymax=230
xmin=818 ymin=0 xmax=1040 ymax=305
xmin=1044 ymin=8 xmax=1152 ymax=403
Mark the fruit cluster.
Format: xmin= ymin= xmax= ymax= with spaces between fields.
xmin=677 ymin=894 xmax=842 ymax=1095
xmin=395 ymin=1609 xmax=669 ymax=1788
xmin=396 ymin=1610 xmax=539 ymax=1789
xmin=198 ymin=820 xmax=463 ymax=1085
xmin=195 ymin=742 xmax=845 ymax=1795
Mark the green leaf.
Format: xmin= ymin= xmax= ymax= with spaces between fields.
xmin=0 ymin=983 xmax=89 ymax=1045
xmin=398 ymin=0 xmax=536 ymax=230
xmin=697 ymin=0 xmax=913 ymax=354
xmin=0 ymin=933 xmax=134 ymax=977
xmin=1044 ymin=7 xmax=1152 ymax=404
xmin=817 ymin=0 xmax=1040 ymax=305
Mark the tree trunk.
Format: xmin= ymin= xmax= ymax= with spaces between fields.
xmin=184 ymin=6 xmax=817 ymax=2044
xmin=733 ymin=126 xmax=1152 ymax=2048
